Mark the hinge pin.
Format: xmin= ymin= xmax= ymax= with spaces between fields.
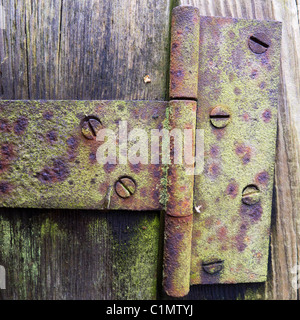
xmin=163 ymin=5 xmax=200 ymax=299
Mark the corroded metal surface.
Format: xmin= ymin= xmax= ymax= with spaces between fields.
xmin=0 ymin=6 xmax=282 ymax=296
xmin=163 ymin=5 xmax=200 ymax=298
xmin=166 ymin=100 xmax=197 ymax=218
xmin=191 ymin=16 xmax=282 ymax=285
xmin=163 ymin=214 xmax=193 ymax=297
xmin=169 ymin=6 xmax=200 ymax=100
xmin=0 ymin=100 xmax=167 ymax=211
xmin=163 ymin=100 xmax=197 ymax=297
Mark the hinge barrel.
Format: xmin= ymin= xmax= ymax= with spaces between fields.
xmin=163 ymin=6 xmax=200 ymax=298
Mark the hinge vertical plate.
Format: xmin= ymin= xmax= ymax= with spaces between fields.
xmin=191 ymin=16 xmax=282 ymax=284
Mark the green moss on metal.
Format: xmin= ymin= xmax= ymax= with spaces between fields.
xmin=0 ymin=100 xmax=167 ymax=211
xmin=159 ymin=103 xmax=171 ymax=208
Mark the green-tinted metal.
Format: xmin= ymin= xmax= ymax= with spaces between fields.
xmin=0 ymin=100 xmax=167 ymax=211
xmin=191 ymin=16 xmax=282 ymax=285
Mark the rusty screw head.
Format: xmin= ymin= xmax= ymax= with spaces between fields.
xmin=81 ymin=116 xmax=102 ymax=140
xmin=248 ymin=33 xmax=271 ymax=54
xmin=115 ymin=177 xmax=136 ymax=199
xmin=210 ymin=106 xmax=231 ymax=128
xmin=202 ymin=261 xmax=224 ymax=275
xmin=242 ymin=185 xmax=260 ymax=205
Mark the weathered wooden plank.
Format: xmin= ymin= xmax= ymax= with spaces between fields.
xmin=0 ymin=0 xmax=173 ymax=299
xmin=180 ymin=0 xmax=300 ymax=300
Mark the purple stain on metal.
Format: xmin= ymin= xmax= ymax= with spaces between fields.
xmin=255 ymin=171 xmax=270 ymax=186
xmin=226 ymin=181 xmax=239 ymax=199
xmin=262 ymin=109 xmax=272 ymax=123
xmin=47 ymin=130 xmax=57 ymax=144
xmin=0 ymin=181 xmax=13 ymax=195
xmin=37 ymin=158 xmax=69 ymax=184
xmin=0 ymin=119 xmax=11 ymax=132
xmin=240 ymin=202 xmax=263 ymax=222
xmin=43 ymin=111 xmax=54 ymax=120
xmin=14 ymin=116 xmax=28 ymax=135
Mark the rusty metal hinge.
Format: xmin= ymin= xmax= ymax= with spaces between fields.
xmin=0 ymin=6 xmax=282 ymax=297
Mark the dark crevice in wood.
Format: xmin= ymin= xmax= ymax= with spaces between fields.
xmin=24 ymin=3 xmax=30 ymax=99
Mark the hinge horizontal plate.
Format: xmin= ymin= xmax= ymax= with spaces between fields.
xmin=0 ymin=100 xmax=167 ymax=211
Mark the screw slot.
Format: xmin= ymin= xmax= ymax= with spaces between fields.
xmin=81 ymin=116 xmax=102 ymax=140
xmin=242 ymin=185 xmax=260 ymax=205
xmin=202 ymin=260 xmax=224 ymax=275
xmin=210 ymin=106 xmax=231 ymax=128
xmin=115 ymin=176 xmax=136 ymax=199
xmin=248 ymin=33 xmax=271 ymax=54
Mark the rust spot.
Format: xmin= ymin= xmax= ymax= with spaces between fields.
xmin=151 ymin=189 xmax=160 ymax=203
xmin=46 ymin=130 xmax=57 ymax=144
xmin=66 ymin=137 xmax=79 ymax=161
xmin=129 ymin=163 xmax=142 ymax=174
xmin=140 ymin=187 xmax=148 ymax=198
xmin=1 ymin=143 xmax=15 ymax=161
xmin=226 ymin=181 xmax=239 ymax=199
xmin=89 ymin=152 xmax=97 ymax=163
xmin=171 ymin=41 xmax=179 ymax=51
xmin=212 ymin=127 xmax=226 ymax=140
xmin=43 ymin=111 xmax=54 ymax=120
xmin=103 ymin=163 xmax=117 ymax=173
xmin=38 ymin=168 xmax=53 ymax=183
xmin=37 ymin=158 xmax=69 ymax=183
xmin=260 ymin=82 xmax=266 ymax=89
xmin=0 ymin=119 xmax=11 ymax=132
xmin=235 ymin=223 xmax=248 ymax=252
xmin=250 ymin=69 xmax=258 ymax=79
xmin=210 ymin=145 xmax=219 ymax=158
xmin=242 ymin=113 xmax=250 ymax=122
xmin=262 ymin=109 xmax=272 ymax=123
xmin=14 ymin=116 xmax=28 ymax=135
xmin=235 ymin=143 xmax=251 ymax=165
xmin=0 ymin=160 xmax=9 ymax=173
xmin=240 ymin=202 xmax=263 ymax=222
xmin=217 ymin=226 xmax=228 ymax=242
xmin=234 ymin=87 xmax=241 ymax=95
xmin=207 ymin=162 xmax=220 ymax=178
xmin=0 ymin=181 xmax=13 ymax=194
xmin=67 ymin=136 xmax=78 ymax=149
xmin=255 ymin=171 xmax=269 ymax=186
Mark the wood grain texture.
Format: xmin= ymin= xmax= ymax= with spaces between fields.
xmin=180 ymin=0 xmax=300 ymax=300
xmin=0 ymin=0 xmax=173 ymax=300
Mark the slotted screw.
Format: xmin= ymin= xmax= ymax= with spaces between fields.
xmin=202 ymin=261 xmax=224 ymax=275
xmin=210 ymin=106 xmax=231 ymax=128
xmin=242 ymin=185 xmax=260 ymax=205
xmin=81 ymin=117 xmax=102 ymax=140
xmin=248 ymin=33 xmax=271 ymax=54
xmin=115 ymin=177 xmax=136 ymax=199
